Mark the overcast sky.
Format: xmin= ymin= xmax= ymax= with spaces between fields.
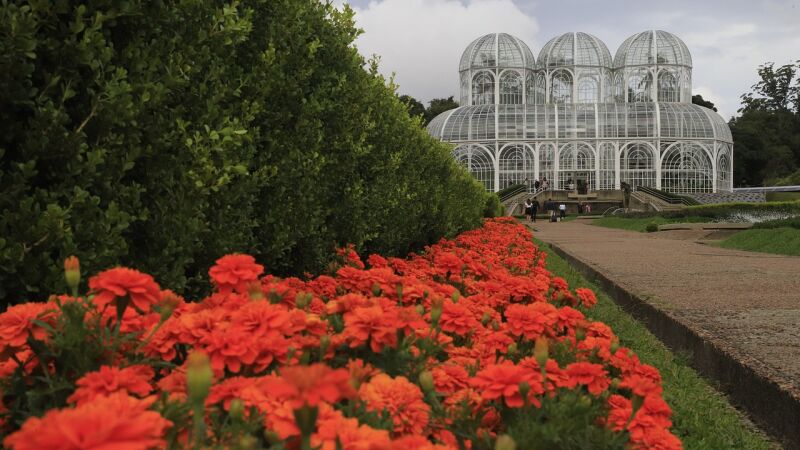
xmin=336 ymin=0 xmax=800 ymax=120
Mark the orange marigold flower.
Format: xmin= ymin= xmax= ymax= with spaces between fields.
xmin=631 ymin=427 xmax=683 ymax=450
xmin=431 ymin=364 xmax=470 ymax=395
xmin=565 ymin=362 xmax=610 ymax=396
xmin=504 ymin=302 xmax=558 ymax=340
xmin=89 ymin=267 xmax=161 ymax=314
xmin=315 ymin=414 xmax=392 ymax=450
xmin=68 ymin=365 xmax=154 ymax=406
xmin=209 ymin=254 xmax=264 ymax=293
xmin=342 ymin=305 xmax=399 ymax=352
xmin=470 ymin=361 xmax=544 ymax=408
xmin=3 ymin=393 xmax=171 ymax=450
xmin=269 ymin=363 xmax=355 ymax=409
xmin=439 ymin=299 xmax=480 ymax=335
xmin=0 ymin=303 xmax=57 ymax=352
xmin=575 ymin=288 xmax=597 ymax=308
xmin=359 ymin=373 xmax=430 ymax=436
xmin=620 ymin=373 xmax=663 ymax=399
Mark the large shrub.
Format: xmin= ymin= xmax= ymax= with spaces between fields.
xmin=0 ymin=1 xmax=488 ymax=305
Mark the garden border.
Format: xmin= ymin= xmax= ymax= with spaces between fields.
xmin=546 ymin=242 xmax=799 ymax=449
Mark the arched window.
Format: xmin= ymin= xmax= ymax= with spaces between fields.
xmin=525 ymin=72 xmax=535 ymax=104
xmin=499 ymin=71 xmax=522 ymax=104
xmin=499 ymin=145 xmax=535 ymax=190
xmin=472 ymin=72 xmax=495 ymax=105
xmin=658 ymin=71 xmax=679 ymax=102
xmin=716 ymin=146 xmax=732 ymax=192
xmin=577 ymin=77 xmax=598 ymax=103
xmin=661 ymin=143 xmax=713 ymax=193
xmin=460 ymin=72 xmax=470 ymax=105
xmin=453 ymin=145 xmax=495 ymax=191
xmin=613 ymin=73 xmax=624 ymax=102
xmin=538 ymin=143 xmax=555 ymax=186
xmin=620 ymin=143 xmax=655 ymax=188
xmin=558 ymin=143 xmax=595 ymax=190
xmin=551 ymin=70 xmax=572 ymax=104
xmin=535 ymin=73 xmax=546 ymax=105
xmin=627 ymin=69 xmax=652 ymax=102
xmin=598 ymin=143 xmax=616 ymax=190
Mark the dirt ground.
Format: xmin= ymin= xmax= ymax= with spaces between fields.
xmin=530 ymin=220 xmax=800 ymax=397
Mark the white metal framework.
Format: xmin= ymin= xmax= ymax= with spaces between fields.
xmin=428 ymin=30 xmax=734 ymax=193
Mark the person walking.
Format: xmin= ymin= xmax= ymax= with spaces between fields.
xmin=530 ymin=198 xmax=539 ymax=222
xmin=559 ymin=202 xmax=566 ymax=220
xmin=523 ymin=198 xmax=532 ymax=220
xmin=534 ymin=179 xmax=540 ymax=191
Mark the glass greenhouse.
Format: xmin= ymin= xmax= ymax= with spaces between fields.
xmin=427 ymin=31 xmax=733 ymax=194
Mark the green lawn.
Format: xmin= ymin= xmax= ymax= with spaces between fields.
xmin=715 ymin=227 xmax=800 ymax=256
xmin=766 ymin=192 xmax=800 ymax=202
xmin=590 ymin=215 xmax=706 ymax=232
xmin=535 ymin=238 xmax=776 ymax=449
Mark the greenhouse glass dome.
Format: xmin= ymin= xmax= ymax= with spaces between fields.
xmin=427 ymin=31 xmax=733 ymax=194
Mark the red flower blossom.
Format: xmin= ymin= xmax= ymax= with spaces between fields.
xmin=3 ymin=393 xmax=171 ymax=450
xmin=209 ymin=254 xmax=264 ymax=293
xmin=575 ymin=288 xmax=598 ymax=308
xmin=0 ymin=303 xmax=57 ymax=352
xmin=68 ymin=365 xmax=154 ymax=405
xmin=505 ymin=302 xmax=558 ymax=340
xmin=269 ymin=363 xmax=356 ymax=408
xmin=565 ymin=362 xmax=610 ymax=396
xmin=470 ymin=361 xmax=544 ymax=407
xmin=342 ymin=305 xmax=399 ymax=352
xmin=89 ymin=267 xmax=161 ymax=313
xmin=359 ymin=374 xmax=430 ymax=435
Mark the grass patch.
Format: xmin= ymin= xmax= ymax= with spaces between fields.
xmin=715 ymin=228 xmax=800 ymax=256
xmin=591 ymin=216 xmax=706 ymax=232
xmin=535 ymin=238 xmax=776 ymax=449
xmin=766 ymin=192 xmax=800 ymax=202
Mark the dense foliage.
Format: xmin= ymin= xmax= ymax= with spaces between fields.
xmin=0 ymin=1 xmax=489 ymax=306
xmin=0 ymin=219 xmax=681 ymax=449
xmin=730 ymin=61 xmax=800 ymax=186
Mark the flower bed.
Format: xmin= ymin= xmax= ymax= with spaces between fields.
xmin=0 ymin=218 xmax=681 ymax=449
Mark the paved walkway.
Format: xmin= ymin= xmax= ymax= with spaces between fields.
xmin=529 ymin=220 xmax=800 ymax=394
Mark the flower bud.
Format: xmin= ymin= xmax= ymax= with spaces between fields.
xmin=481 ymin=312 xmax=491 ymax=326
xmin=419 ymin=370 xmax=435 ymax=392
xmin=247 ymin=282 xmax=264 ymax=301
xmin=610 ymin=337 xmax=620 ymax=354
xmin=575 ymin=327 xmax=586 ymax=341
xmin=319 ymin=334 xmax=331 ymax=357
xmin=371 ymin=283 xmax=382 ymax=296
xmin=295 ymin=292 xmax=311 ymax=309
xmin=534 ymin=336 xmax=549 ymax=368
xmin=430 ymin=306 xmax=442 ymax=325
xmin=518 ymin=381 xmax=530 ymax=402
xmin=451 ymin=291 xmax=460 ymax=303
xmin=186 ymin=352 xmax=213 ymax=405
xmin=507 ymin=342 xmax=517 ymax=356
xmin=229 ymin=398 xmax=245 ymax=420
xmin=415 ymin=304 xmax=425 ymax=315
xmin=495 ymin=434 xmax=517 ymax=450
xmin=64 ymin=256 xmax=80 ymax=293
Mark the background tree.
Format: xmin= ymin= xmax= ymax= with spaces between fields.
xmin=398 ymin=94 xmax=426 ymax=119
xmin=729 ymin=61 xmax=800 ymax=186
xmin=425 ymin=96 xmax=459 ymax=124
xmin=692 ymin=94 xmax=718 ymax=112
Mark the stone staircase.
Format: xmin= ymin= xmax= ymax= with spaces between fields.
xmin=503 ymin=189 xmax=546 ymax=216
xmin=630 ymin=190 xmax=685 ymax=212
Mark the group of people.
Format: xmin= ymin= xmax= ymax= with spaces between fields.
xmin=523 ymin=197 xmax=567 ymax=222
xmin=524 ymin=177 xmax=550 ymax=192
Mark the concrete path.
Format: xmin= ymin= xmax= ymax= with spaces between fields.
xmin=528 ymin=220 xmax=800 ymax=445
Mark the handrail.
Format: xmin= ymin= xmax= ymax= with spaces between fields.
xmin=498 ymin=184 xmax=527 ymax=202
xmin=636 ymin=186 xmax=699 ymax=206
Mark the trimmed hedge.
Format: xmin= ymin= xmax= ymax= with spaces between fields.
xmin=0 ymin=1 xmax=489 ymax=305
